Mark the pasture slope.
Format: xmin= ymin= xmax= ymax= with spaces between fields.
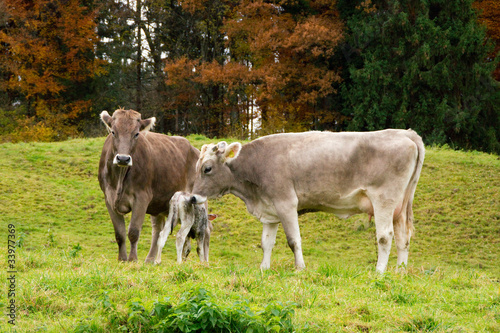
xmin=0 ymin=135 xmax=499 ymax=332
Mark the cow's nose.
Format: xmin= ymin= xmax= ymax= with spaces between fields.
xmin=114 ymin=154 xmax=132 ymax=166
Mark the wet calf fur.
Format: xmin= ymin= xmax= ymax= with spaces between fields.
xmin=155 ymin=192 xmax=216 ymax=264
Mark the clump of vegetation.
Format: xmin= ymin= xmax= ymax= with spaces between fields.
xmin=73 ymin=287 xmax=296 ymax=333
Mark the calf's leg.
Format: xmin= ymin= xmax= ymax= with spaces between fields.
xmin=196 ymin=233 xmax=206 ymax=262
xmin=203 ymin=227 xmax=211 ymax=262
xmin=105 ymin=201 xmax=128 ymax=261
xmin=155 ymin=194 xmax=181 ymax=264
xmin=176 ymin=220 xmax=194 ymax=264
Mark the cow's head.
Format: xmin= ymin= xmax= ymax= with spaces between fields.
xmin=191 ymin=141 xmax=242 ymax=202
xmin=100 ymin=109 xmax=155 ymax=167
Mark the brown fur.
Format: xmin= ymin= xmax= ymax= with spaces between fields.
xmin=98 ymin=109 xmax=200 ymax=262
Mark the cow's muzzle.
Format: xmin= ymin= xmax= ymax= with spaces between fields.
xmin=190 ymin=195 xmax=207 ymax=205
xmin=113 ymin=154 xmax=133 ymax=167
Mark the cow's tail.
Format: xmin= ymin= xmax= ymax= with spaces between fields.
xmin=401 ymin=130 xmax=425 ymax=237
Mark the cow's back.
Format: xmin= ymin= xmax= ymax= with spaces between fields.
xmin=230 ymin=130 xmax=420 ymax=206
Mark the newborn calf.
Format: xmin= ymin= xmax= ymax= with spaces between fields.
xmin=155 ymin=191 xmax=216 ymax=264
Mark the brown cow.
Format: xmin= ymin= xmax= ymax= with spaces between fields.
xmin=98 ymin=109 xmax=199 ymax=262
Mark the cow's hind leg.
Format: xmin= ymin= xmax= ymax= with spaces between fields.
xmin=146 ymin=214 xmax=165 ymax=263
xmin=105 ymin=201 xmax=128 ymax=261
xmin=260 ymin=223 xmax=279 ymax=270
xmin=278 ymin=207 xmax=306 ymax=270
xmin=394 ymin=205 xmax=413 ymax=268
xmin=373 ymin=206 xmax=395 ymax=274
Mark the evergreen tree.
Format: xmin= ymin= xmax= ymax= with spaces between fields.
xmin=341 ymin=0 xmax=500 ymax=153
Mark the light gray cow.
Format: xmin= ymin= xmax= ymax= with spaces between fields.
xmin=155 ymin=191 xmax=216 ymax=264
xmin=189 ymin=130 xmax=425 ymax=273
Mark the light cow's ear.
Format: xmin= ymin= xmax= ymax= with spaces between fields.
xmin=223 ymin=142 xmax=241 ymax=163
xmin=100 ymin=111 xmax=113 ymax=133
xmin=140 ymin=117 xmax=156 ymax=132
xmin=200 ymin=144 xmax=209 ymax=156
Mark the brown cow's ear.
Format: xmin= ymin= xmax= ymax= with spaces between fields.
xmin=223 ymin=142 xmax=241 ymax=162
xmin=140 ymin=117 xmax=156 ymax=132
xmin=100 ymin=111 xmax=113 ymax=132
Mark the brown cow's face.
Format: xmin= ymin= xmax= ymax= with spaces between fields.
xmin=191 ymin=141 xmax=241 ymax=201
xmin=100 ymin=109 xmax=155 ymax=167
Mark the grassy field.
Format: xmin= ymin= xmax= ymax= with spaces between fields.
xmin=0 ymin=135 xmax=499 ymax=332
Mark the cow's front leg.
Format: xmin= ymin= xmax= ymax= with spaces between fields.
xmin=128 ymin=200 xmax=148 ymax=262
xmin=105 ymin=201 xmax=128 ymax=261
xmin=260 ymin=222 xmax=279 ymax=270
xmin=146 ymin=214 xmax=165 ymax=263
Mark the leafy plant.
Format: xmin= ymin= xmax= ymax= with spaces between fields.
xmin=16 ymin=231 xmax=26 ymax=248
xmin=69 ymin=243 xmax=82 ymax=258
xmin=83 ymin=287 xmax=298 ymax=333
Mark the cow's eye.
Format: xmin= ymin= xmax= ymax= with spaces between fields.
xmin=203 ymin=166 xmax=212 ymax=174
xmin=111 ymin=131 xmax=115 ymax=137
xmin=134 ymin=132 xmax=139 ymax=139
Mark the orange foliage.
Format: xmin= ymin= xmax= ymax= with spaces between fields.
xmin=163 ymin=0 xmax=344 ymax=136
xmin=474 ymin=0 xmax=500 ymax=80
xmin=0 ymin=0 xmax=104 ymax=140
xmin=223 ymin=0 xmax=344 ymax=132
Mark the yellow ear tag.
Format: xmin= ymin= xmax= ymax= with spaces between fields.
xmin=227 ymin=150 xmax=235 ymax=158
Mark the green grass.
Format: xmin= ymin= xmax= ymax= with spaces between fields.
xmin=0 ymin=136 xmax=499 ymax=332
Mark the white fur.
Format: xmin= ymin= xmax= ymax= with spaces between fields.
xmin=142 ymin=117 xmax=156 ymax=132
xmin=100 ymin=111 xmax=112 ymax=133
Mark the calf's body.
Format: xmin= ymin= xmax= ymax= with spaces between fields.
xmin=155 ymin=192 xmax=215 ymax=264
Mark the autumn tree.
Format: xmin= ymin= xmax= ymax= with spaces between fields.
xmin=162 ymin=0 xmax=345 ymax=138
xmin=222 ymin=0 xmax=344 ymax=134
xmin=474 ymin=0 xmax=500 ymax=80
xmin=162 ymin=0 xmax=230 ymax=137
xmin=0 ymin=0 xmax=103 ymax=141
